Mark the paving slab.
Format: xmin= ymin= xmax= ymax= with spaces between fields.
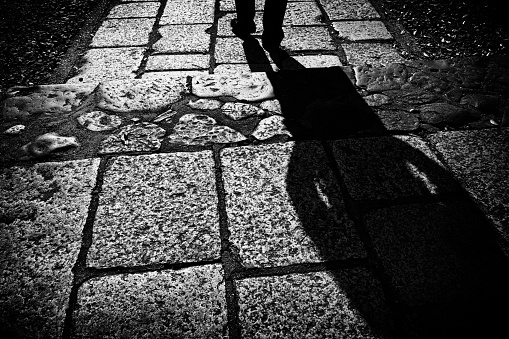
xmin=160 ymin=0 xmax=215 ymax=25
xmin=428 ymin=129 xmax=509 ymax=244
xmin=342 ymin=43 xmax=405 ymax=67
xmin=333 ymin=21 xmax=392 ymax=41
xmin=284 ymin=2 xmax=325 ymax=26
xmin=90 ymin=18 xmax=155 ymax=47
xmin=237 ymin=268 xmax=395 ymax=338
xmin=215 ymin=37 xmax=270 ymax=64
xmin=73 ymin=265 xmax=226 ymax=338
xmin=146 ymin=54 xmax=209 ymax=71
xmin=153 ymin=25 xmax=211 ymax=53
xmin=319 ymin=0 xmax=380 ymax=20
xmin=142 ymin=70 xmax=208 ymax=81
xmin=217 ymin=12 xmax=264 ymax=37
xmin=221 ymin=142 xmax=366 ymax=268
xmin=87 ymin=152 xmax=221 ymax=267
xmin=0 ymin=159 xmax=99 ymax=338
xmin=283 ymin=26 xmax=336 ymax=51
xmin=106 ymin=2 xmax=160 ymax=18
xmin=67 ymin=47 xmax=145 ymax=83
xmin=331 ymin=136 xmax=459 ymax=201
xmin=292 ymin=54 xmax=343 ymax=68
xmin=363 ymin=201 xmax=509 ymax=307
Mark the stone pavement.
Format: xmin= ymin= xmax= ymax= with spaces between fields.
xmin=1 ymin=0 xmax=509 ymax=338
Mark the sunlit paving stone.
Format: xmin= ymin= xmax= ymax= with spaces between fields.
xmin=333 ymin=21 xmax=392 ymax=41
xmin=160 ymin=0 xmax=215 ymax=24
xmin=319 ymin=0 xmax=380 ymax=20
xmin=87 ymin=153 xmax=221 ymax=267
xmin=342 ymin=43 xmax=405 ymax=67
xmin=146 ymin=54 xmax=209 ymax=71
xmin=106 ymin=2 xmax=160 ymax=18
xmin=221 ymin=142 xmax=366 ymax=268
xmin=66 ymin=47 xmax=145 ymax=83
xmin=153 ymin=25 xmax=211 ymax=53
xmin=0 ymin=159 xmax=99 ymax=338
xmin=91 ymin=18 xmax=155 ymax=47
xmin=73 ymin=265 xmax=226 ymax=338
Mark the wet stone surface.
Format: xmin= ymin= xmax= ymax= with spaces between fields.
xmin=0 ymin=159 xmax=99 ymax=338
xmin=87 ymin=152 xmax=221 ymax=267
xmin=98 ymin=122 xmax=166 ymax=154
xmin=73 ymin=265 xmax=226 ymax=338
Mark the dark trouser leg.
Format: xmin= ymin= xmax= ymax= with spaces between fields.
xmin=262 ymin=0 xmax=288 ymax=46
xmin=234 ymin=0 xmax=256 ymax=26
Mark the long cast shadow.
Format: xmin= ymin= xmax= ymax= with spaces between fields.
xmin=264 ymin=66 xmax=509 ymax=338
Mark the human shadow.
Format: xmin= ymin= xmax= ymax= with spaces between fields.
xmin=241 ymin=37 xmax=306 ymax=72
xmin=265 ymin=67 xmax=509 ymax=338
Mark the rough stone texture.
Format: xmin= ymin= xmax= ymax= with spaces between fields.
xmin=292 ymin=54 xmax=343 ymax=68
xmin=91 ymin=18 xmax=155 ymax=47
xmin=146 ymin=54 xmax=209 ymax=71
xmin=354 ymin=63 xmax=409 ymax=92
xmin=3 ymin=124 xmax=25 ymax=135
xmin=87 ymin=152 xmax=221 ymax=267
xmin=364 ymin=94 xmax=391 ymax=107
xmin=192 ymin=73 xmax=274 ymax=101
xmin=168 ymin=113 xmax=247 ymax=145
xmin=428 ymin=129 xmax=509 ymax=242
xmin=237 ymin=268 xmax=395 ymax=338
xmin=188 ymin=98 xmax=223 ymax=110
xmin=222 ymin=102 xmax=264 ymax=120
xmin=107 ymin=2 xmax=160 ymax=18
xmin=375 ymin=110 xmax=420 ymax=131
xmin=221 ymin=142 xmax=366 ymax=268
xmin=215 ymin=37 xmax=268 ymax=64
xmin=18 ymin=133 xmax=80 ymax=160
xmin=160 ymin=0 xmax=215 ymax=24
xmin=282 ymin=26 xmax=335 ymax=51
xmin=213 ymin=64 xmax=268 ymax=74
xmin=251 ymin=115 xmax=292 ymax=140
xmin=98 ymin=123 xmax=166 ymax=154
xmin=1 ymin=83 xmax=96 ymax=121
xmin=332 ymin=136 xmax=459 ymax=201
xmin=219 ymin=0 xmax=265 ymax=11
xmin=260 ymin=99 xmax=282 ymax=115
xmin=364 ymin=201 xmax=509 ymax=307
xmin=66 ymin=47 xmax=145 ymax=83
xmin=73 ymin=78 xmax=186 ymax=115
xmin=320 ymin=0 xmax=380 ymax=20
xmin=0 ymin=159 xmax=99 ymax=338
xmin=418 ymin=102 xmax=480 ymax=128
xmin=153 ymin=25 xmax=211 ymax=53
xmin=77 ymin=111 xmax=122 ymax=131
xmin=284 ymin=2 xmax=325 ymax=26
xmin=333 ymin=21 xmax=392 ymax=41
xmin=73 ymin=265 xmax=226 ymax=338
xmin=342 ymin=43 xmax=405 ymax=67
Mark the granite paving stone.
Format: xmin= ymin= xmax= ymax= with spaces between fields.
xmin=333 ymin=21 xmax=393 ymax=41
xmin=67 ymin=47 xmax=145 ymax=83
xmin=292 ymin=54 xmax=343 ymax=68
xmin=73 ymin=265 xmax=226 ymax=338
xmin=251 ymin=115 xmax=292 ymax=140
xmin=237 ymin=268 xmax=395 ymax=338
xmin=146 ymin=54 xmax=210 ymax=71
xmin=153 ymin=25 xmax=211 ymax=54
xmin=213 ymin=64 xmax=262 ymax=74
xmin=319 ymin=0 xmax=380 ymax=20
xmin=215 ymin=37 xmax=269 ymax=64
xmin=217 ymin=12 xmax=264 ymax=37
xmin=219 ymin=0 xmax=265 ymax=11
xmin=142 ymin=70 xmax=208 ymax=80
xmin=282 ymin=26 xmax=336 ymax=51
xmin=342 ymin=43 xmax=405 ymax=67
xmin=284 ymin=2 xmax=325 ymax=26
xmin=332 ymin=136 xmax=459 ymax=201
xmin=90 ymin=18 xmax=155 ymax=47
xmin=87 ymin=153 xmax=221 ymax=267
xmin=363 ymin=201 xmax=509 ymax=307
xmin=0 ymin=159 xmax=100 ymax=338
xmin=221 ymin=142 xmax=366 ymax=268
xmin=428 ymin=129 xmax=509 ymax=243
xmin=160 ymin=0 xmax=215 ymax=25
xmin=106 ymin=2 xmax=160 ymax=18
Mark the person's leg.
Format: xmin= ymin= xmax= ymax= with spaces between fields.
xmin=262 ymin=0 xmax=288 ymax=49
xmin=232 ymin=0 xmax=256 ymax=37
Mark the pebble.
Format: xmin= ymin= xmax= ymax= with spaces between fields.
xmin=187 ymin=98 xmax=222 ymax=110
xmin=19 ymin=133 xmax=80 ymax=160
xmin=252 ymin=116 xmax=292 ymax=140
xmin=77 ymin=111 xmax=122 ymax=131
xmin=221 ymin=102 xmax=264 ymax=120
xmin=4 ymin=124 xmax=25 ymax=135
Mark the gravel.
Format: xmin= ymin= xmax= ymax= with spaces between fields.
xmin=378 ymin=0 xmax=509 ymax=59
xmin=0 ymin=0 xmax=100 ymax=92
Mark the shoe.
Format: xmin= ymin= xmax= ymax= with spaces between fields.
xmin=261 ymin=34 xmax=283 ymax=53
xmin=231 ymin=19 xmax=256 ymax=39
